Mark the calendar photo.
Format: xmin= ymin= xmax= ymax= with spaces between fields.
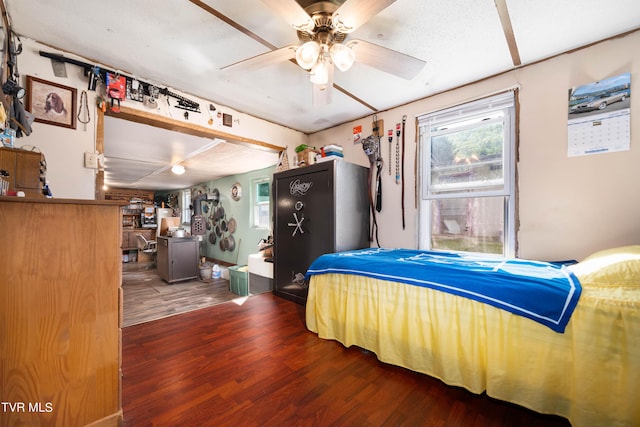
xmin=568 ymin=73 xmax=631 ymax=157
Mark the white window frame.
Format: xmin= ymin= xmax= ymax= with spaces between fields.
xmin=418 ymin=91 xmax=517 ymax=257
xmin=180 ymin=189 xmax=191 ymax=226
xmin=251 ymin=177 xmax=271 ymax=230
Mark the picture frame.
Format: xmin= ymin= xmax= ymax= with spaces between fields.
xmin=26 ymin=76 xmax=77 ymax=129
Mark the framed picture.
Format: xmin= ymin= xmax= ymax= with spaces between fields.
xmin=26 ymin=76 xmax=77 ymax=129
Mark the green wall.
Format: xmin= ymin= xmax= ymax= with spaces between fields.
xmin=155 ymin=165 xmax=275 ymax=266
xmin=198 ymin=165 xmax=274 ymax=266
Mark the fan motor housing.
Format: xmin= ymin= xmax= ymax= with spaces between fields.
xmin=296 ymin=0 xmax=345 ymax=15
xmin=295 ymin=1 xmax=347 ymax=43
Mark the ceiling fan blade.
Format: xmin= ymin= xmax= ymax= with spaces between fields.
xmin=332 ymin=0 xmax=397 ymax=33
xmin=348 ymin=39 xmax=425 ymax=80
xmin=261 ymin=0 xmax=315 ymax=32
xmin=312 ymin=66 xmax=334 ymax=106
xmin=220 ymin=45 xmax=297 ymax=72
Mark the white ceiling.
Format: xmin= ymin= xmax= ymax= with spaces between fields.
xmin=102 ymin=115 xmax=280 ymax=190
xmin=6 ymin=0 xmax=640 ymax=190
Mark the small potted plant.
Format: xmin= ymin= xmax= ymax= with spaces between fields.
xmin=295 ymin=144 xmax=316 ymax=166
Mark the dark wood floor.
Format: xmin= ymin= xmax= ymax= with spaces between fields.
xmin=122 ymin=293 xmax=572 ymax=427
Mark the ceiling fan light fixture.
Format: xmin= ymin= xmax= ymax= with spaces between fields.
xmin=295 ymin=41 xmax=321 ymax=70
xmin=171 ymin=164 xmax=186 ymax=175
xmin=310 ymin=59 xmax=330 ymax=85
xmin=329 ymin=42 xmax=355 ymax=72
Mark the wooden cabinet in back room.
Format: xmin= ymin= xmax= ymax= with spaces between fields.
xmin=0 ymin=146 xmax=46 ymax=197
xmin=273 ymin=160 xmax=370 ymax=304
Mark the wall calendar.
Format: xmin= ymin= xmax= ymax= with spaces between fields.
xmin=567 ymin=73 xmax=631 ymax=157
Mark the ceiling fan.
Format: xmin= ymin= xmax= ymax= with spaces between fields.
xmin=221 ymin=0 xmax=426 ymax=105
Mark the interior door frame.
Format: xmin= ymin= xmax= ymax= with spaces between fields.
xmin=95 ymin=105 xmax=284 ymax=199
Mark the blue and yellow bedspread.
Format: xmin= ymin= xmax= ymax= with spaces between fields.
xmin=306 ymin=248 xmax=581 ymax=332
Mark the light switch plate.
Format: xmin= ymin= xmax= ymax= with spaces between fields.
xmin=84 ymin=152 xmax=98 ymax=169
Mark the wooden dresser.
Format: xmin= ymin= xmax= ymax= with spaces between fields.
xmin=0 ymin=197 xmax=123 ymax=426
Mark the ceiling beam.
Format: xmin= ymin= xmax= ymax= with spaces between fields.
xmin=188 ymin=0 xmax=377 ymax=113
xmin=333 ymin=84 xmax=377 ymax=111
xmin=104 ymin=106 xmax=285 ymax=153
xmin=189 ymin=0 xmax=278 ymax=50
xmin=493 ymin=0 xmax=522 ymax=66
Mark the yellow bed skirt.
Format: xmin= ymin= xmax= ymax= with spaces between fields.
xmin=306 ymin=274 xmax=640 ymax=427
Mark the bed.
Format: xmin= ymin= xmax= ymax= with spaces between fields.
xmin=305 ymin=246 xmax=640 ymax=427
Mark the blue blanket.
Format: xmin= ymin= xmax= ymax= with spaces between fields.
xmin=306 ymin=248 xmax=582 ymax=333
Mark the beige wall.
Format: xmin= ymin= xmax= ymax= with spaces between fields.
xmin=16 ymin=37 xmax=308 ymax=199
xmin=309 ymin=30 xmax=640 ymax=261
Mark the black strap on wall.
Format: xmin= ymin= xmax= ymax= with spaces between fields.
xmin=375 ymin=161 xmax=382 ymax=213
xmin=401 ymin=115 xmax=407 ymax=229
xmin=368 ymin=164 xmax=381 ymax=247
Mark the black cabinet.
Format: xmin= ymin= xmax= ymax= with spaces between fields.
xmin=273 ymin=160 xmax=370 ymax=304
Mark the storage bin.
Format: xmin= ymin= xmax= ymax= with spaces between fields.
xmin=229 ymin=265 xmax=249 ymax=296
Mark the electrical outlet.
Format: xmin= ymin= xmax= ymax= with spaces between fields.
xmin=84 ymin=152 xmax=98 ymax=169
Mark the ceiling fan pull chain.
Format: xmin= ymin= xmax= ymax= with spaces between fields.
xmin=395 ymin=123 xmax=401 ymax=184
xmin=401 ymin=115 xmax=407 ymax=229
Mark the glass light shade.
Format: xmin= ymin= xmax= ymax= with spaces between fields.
xmin=310 ymin=59 xmax=329 ymax=85
xmin=295 ymin=41 xmax=320 ymax=70
xmin=329 ymin=43 xmax=355 ymax=72
xmin=171 ymin=164 xmax=186 ymax=175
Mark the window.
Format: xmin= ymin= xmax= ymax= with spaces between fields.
xmin=252 ymin=178 xmax=271 ymax=229
xmin=180 ymin=189 xmax=191 ymax=226
xmin=418 ymin=91 xmax=516 ymax=256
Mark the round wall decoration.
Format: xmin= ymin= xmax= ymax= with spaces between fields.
xmin=210 ymin=188 xmax=220 ymax=206
xmin=231 ymin=182 xmax=242 ymax=201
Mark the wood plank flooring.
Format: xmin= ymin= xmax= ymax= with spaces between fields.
xmin=121 ymin=263 xmax=240 ymax=327
xmin=121 ymin=293 xmax=572 ymax=427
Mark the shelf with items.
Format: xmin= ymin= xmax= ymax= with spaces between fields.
xmin=104 ymin=188 xmax=154 ymax=203
xmin=122 ymin=214 xmax=139 ymax=228
xmin=106 ymin=188 xmax=156 ymax=228
xmin=106 ymin=188 xmax=158 ymax=263
xmin=122 ymin=203 xmax=145 ymax=228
